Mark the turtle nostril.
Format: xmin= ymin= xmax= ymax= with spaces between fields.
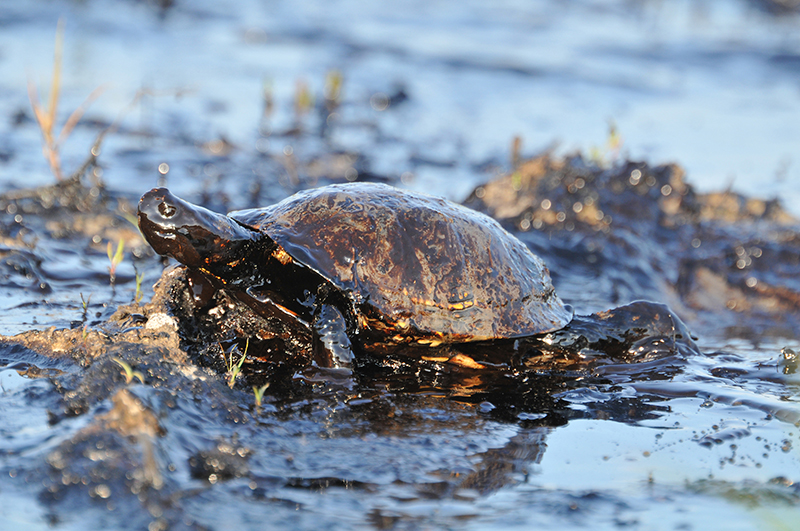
xmin=159 ymin=201 xmax=177 ymax=218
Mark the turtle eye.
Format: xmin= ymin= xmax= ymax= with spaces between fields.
xmin=158 ymin=201 xmax=177 ymax=218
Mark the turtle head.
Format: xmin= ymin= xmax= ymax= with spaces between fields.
xmin=138 ymin=188 xmax=258 ymax=270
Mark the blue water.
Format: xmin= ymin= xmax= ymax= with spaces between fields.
xmin=1 ymin=1 xmax=799 ymax=204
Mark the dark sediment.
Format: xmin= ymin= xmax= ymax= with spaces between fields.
xmin=465 ymin=154 xmax=800 ymax=339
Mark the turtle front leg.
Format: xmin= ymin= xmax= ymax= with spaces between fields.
xmin=312 ymin=304 xmax=354 ymax=368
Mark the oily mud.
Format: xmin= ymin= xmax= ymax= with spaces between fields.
xmin=465 ymin=154 xmax=800 ymax=339
xmin=0 ymin=152 xmax=798 ymax=529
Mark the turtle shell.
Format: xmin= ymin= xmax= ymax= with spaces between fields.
xmin=230 ymin=183 xmax=572 ymax=342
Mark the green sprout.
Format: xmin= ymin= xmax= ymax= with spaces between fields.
xmin=323 ymin=70 xmax=343 ymax=112
xmin=252 ymin=383 xmax=270 ymax=408
xmin=134 ymin=270 xmax=145 ymax=304
xmin=226 ymin=338 xmax=249 ymax=389
xmin=79 ymin=292 xmax=91 ymax=320
xmin=293 ymin=79 xmax=314 ymax=120
xmin=112 ymin=357 xmax=145 ymax=385
xmin=107 ymin=239 xmax=125 ymax=283
xmin=121 ymin=211 xmax=139 ymax=230
xmin=511 ymin=171 xmax=523 ymax=191
xmin=589 ymin=120 xmax=623 ymax=168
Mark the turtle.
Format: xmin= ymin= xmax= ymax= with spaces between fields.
xmin=138 ymin=183 xmax=577 ymax=368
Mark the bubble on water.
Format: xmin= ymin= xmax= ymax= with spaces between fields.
xmin=255 ymin=138 xmax=270 ymax=153
xmin=370 ymin=92 xmax=389 ymax=111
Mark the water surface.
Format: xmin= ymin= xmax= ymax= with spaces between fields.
xmin=0 ymin=1 xmax=799 ymax=530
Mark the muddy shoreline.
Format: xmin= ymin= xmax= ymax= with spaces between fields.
xmin=1 ymin=151 xmax=798 ymax=529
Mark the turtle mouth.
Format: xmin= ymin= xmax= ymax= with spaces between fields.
xmin=138 ymin=216 xmax=204 ymax=268
xmin=138 ymin=188 xmax=210 ymax=267
xmin=152 ymin=230 xmax=177 ymax=240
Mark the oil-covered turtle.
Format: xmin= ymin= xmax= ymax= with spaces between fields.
xmin=138 ymin=183 xmax=574 ymax=367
